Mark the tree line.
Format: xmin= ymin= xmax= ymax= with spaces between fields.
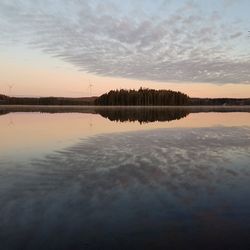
xmin=95 ymin=88 xmax=189 ymax=106
xmin=1 ymin=91 xmax=249 ymax=106
xmin=189 ymin=98 xmax=250 ymax=106
xmin=0 ymin=96 xmax=95 ymax=105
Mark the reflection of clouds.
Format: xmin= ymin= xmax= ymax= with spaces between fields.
xmin=1 ymin=127 xmax=250 ymax=249
xmin=57 ymin=127 xmax=250 ymax=191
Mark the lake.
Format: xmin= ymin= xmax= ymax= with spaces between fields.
xmin=0 ymin=106 xmax=250 ymax=250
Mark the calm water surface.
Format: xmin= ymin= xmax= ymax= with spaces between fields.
xmin=0 ymin=106 xmax=250 ymax=250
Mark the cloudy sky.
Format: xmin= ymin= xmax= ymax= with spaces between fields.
xmin=0 ymin=0 xmax=250 ymax=97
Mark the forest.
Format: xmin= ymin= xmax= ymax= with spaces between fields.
xmin=95 ymin=88 xmax=189 ymax=106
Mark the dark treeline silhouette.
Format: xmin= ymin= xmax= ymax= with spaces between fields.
xmin=0 ymin=94 xmax=8 ymax=102
xmin=97 ymin=107 xmax=189 ymax=123
xmin=95 ymin=88 xmax=250 ymax=106
xmin=95 ymin=88 xmax=189 ymax=106
xmin=190 ymin=98 xmax=250 ymax=106
xmin=1 ymin=91 xmax=250 ymax=106
xmin=0 ymin=96 xmax=96 ymax=105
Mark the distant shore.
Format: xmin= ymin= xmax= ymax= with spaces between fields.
xmin=1 ymin=93 xmax=250 ymax=106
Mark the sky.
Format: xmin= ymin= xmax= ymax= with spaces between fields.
xmin=0 ymin=0 xmax=250 ymax=98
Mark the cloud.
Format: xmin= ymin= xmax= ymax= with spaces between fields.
xmin=230 ymin=32 xmax=242 ymax=39
xmin=0 ymin=0 xmax=249 ymax=84
xmin=223 ymin=0 xmax=237 ymax=8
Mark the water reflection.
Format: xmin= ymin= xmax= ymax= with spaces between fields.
xmin=0 ymin=105 xmax=250 ymax=123
xmin=0 ymin=110 xmax=9 ymax=116
xmin=97 ymin=107 xmax=189 ymax=123
xmin=0 ymin=106 xmax=190 ymax=123
xmin=1 ymin=107 xmax=250 ymax=164
xmin=0 ymin=127 xmax=250 ymax=249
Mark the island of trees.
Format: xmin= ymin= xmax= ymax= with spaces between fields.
xmin=95 ymin=88 xmax=189 ymax=106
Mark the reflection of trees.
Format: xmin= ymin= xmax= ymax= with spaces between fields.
xmin=0 ymin=106 xmax=249 ymax=119
xmin=96 ymin=108 xmax=190 ymax=123
xmin=0 ymin=107 xmax=97 ymax=116
xmin=0 ymin=110 xmax=10 ymax=116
